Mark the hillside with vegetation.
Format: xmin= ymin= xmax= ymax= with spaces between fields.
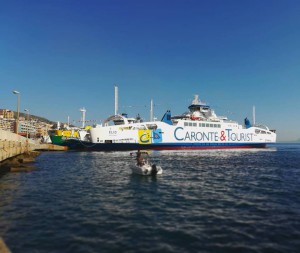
xmin=13 ymin=111 xmax=55 ymax=125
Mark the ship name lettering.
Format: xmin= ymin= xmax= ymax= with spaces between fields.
xmin=174 ymin=127 xmax=254 ymax=142
xmin=174 ymin=127 xmax=184 ymax=141
xmin=225 ymin=129 xmax=253 ymax=142
xmin=174 ymin=127 xmax=219 ymax=142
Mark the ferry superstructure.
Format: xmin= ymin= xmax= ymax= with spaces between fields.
xmin=67 ymin=95 xmax=276 ymax=150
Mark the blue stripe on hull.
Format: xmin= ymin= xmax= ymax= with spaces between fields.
xmin=66 ymin=140 xmax=267 ymax=151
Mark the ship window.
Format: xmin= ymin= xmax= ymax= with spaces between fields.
xmin=146 ymin=124 xmax=157 ymax=130
xmin=255 ymin=129 xmax=260 ymax=134
xmin=202 ymin=123 xmax=206 ymax=127
xmin=213 ymin=124 xmax=217 ymax=128
xmin=133 ymin=125 xmax=146 ymax=130
xmin=209 ymin=124 xmax=213 ymax=128
xmin=206 ymin=123 xmax=210 ymax=127
xmin=184 ymin=122 xmax=188 ymax=126
xmin=217 ymin=124 xmax=221 ymax=128
xmin=193 ymin=123 xmax=197 ymax=127
xmin=199 ymin=123 xmax=202 ymax=127
xmin=189 ymin=122 xmax=193 ymax=126
xmin=97 ymin=137 xmax=99 ymax=142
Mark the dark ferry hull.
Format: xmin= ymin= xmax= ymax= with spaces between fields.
xmin=65 ymin=139 xmax=267 ymax=151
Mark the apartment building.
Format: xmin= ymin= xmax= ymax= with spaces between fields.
xmin=0 ymin=109 xmax=14 ymax=119
xmin=0 ymin=108 xmax=53 ymax=138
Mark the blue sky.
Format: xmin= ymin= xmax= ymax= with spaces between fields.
xmin=1 ymin=0 xmax=299 ymax=141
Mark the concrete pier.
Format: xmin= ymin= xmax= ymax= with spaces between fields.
xmin=0 ymin=237 xmax=11 ymax=253
xmin=0 ymin=129 xmax=67 ymax=165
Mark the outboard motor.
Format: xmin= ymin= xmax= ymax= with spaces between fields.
xmin=151 ymin=164 xmax=158 ymax=175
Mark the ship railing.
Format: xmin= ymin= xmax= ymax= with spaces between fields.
xmin=253 ymin=124 xmax=269 ymax=130
xmin=222 ymin=119 xmax=237 ymax=123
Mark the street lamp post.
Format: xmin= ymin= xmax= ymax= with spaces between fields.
xmin=24 ymin=109 xmax=30 ymax=139
xmin=12 ymin=90 xmax=20 ymax=134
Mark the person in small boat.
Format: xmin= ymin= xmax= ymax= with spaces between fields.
xmin=136 ymin=150 xmax=145 ymax=166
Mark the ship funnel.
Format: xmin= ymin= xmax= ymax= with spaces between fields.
xmin=161 ymin=110 xmax=173 ymax=125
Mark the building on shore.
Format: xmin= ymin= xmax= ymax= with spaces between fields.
xmin=17 ymin=117 xmax=37 ymax=137
xmin=0 ymin=118 xmax=15 ymax=132
xmin=0 ymin=108 xmax=53 ymax=139
xmin=0 ymin=109 xmax=14 ymax=119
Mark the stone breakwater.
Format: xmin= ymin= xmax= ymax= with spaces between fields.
xmin=0 ymin=151 xmax=41 ymax=173
xmin=0 ymin=237 xmax=11 ymax=253
xmin=0 ymin=129 xmax=34 ymax=162
xmin=0 ymin=129 xmax=67 ymax=174
xmin=0 ymin=139 xmax=32 ymax=162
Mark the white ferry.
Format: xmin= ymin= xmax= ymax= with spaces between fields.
xmin=67 ymin=94 xmax=276 ymax=150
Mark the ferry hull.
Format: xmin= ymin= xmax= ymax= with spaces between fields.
xmin=65 ymin=139 xmax=267 ymax=151
xmin=65 ymin=94 xmax=276 ymax=152
xmin=50 ymin=135 xmax=66 ymax=146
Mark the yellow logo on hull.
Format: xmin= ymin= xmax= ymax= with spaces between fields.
xmin=138 ymin=130 xmax=151 ymax=144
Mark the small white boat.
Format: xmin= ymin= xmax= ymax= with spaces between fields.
xmin=131 ymin=161 xmax=163 ymax=176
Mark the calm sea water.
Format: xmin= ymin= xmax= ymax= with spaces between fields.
xmin=1 ymin=143 xmax=300 ymax=253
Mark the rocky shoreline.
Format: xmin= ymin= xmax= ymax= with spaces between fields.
xmin=0 ymin=151 xmax=41 ymax=175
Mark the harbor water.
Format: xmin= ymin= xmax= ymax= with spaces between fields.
xmin=1 ymin=143 xmax=300 ymax=253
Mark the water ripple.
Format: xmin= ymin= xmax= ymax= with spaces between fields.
xmin=1 ymin=145 xmax=300 ymax=252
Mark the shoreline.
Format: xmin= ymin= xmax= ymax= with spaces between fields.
xmin=0 ymin=151 xmax=41 ymax=175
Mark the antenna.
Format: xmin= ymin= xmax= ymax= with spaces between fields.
xmin=150 ymin=99 xmax=154 ymax=121
xmin=192 ymin=94 xmax=199 ymax=104
xmin=79 ymin=107 xmax=86 ymax=128
xmin=114 ymin=85 xmax=118 ymax=115
xmin=252 ymin=105 xmax=256 ymax=125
